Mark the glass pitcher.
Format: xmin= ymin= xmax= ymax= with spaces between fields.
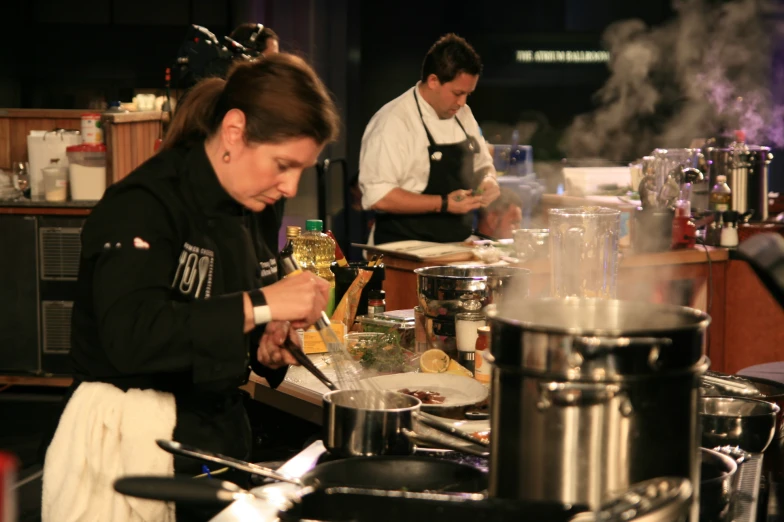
xmin=549 ymin=206 xmax=620 ymax=299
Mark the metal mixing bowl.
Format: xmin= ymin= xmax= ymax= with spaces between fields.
xmin=699 ymin=396 xmax=779 ymax=453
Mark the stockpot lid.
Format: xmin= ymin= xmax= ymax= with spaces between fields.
xmin=487 ymin=298 xmax=710 ymax=379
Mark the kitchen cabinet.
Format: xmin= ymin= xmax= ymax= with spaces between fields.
xmin=0 ymin=205 xmax=89 ymax=375
xmin=0 ymin=215 xmax=41 ymax=372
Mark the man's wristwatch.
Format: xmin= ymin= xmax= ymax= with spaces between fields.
xmin=440 ymin=194 xmax=449 ymax=213
xmin=248 ymin=289 xmax=272 ymax=325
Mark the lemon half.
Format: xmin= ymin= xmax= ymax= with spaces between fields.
xmin=420 ymin=349 xmax=450 ymax=373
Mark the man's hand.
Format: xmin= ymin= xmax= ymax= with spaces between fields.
xmin=477 ymin=176 xmax=500 ymax=207
xmin=447 ymin=189 xmax=482 ymax=214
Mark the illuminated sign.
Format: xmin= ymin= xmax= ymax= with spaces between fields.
xmin=515 ymin=50 xmax=610 ymax=64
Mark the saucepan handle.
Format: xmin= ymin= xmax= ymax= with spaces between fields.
xmin=114 ymin=476 xmax=245 ymax=506
xmin=401 ymin=428 xmax=489 ymax=458
xmin=156 ymin=440 xmax=303 ymax=486
xmin=573 ymin=336 xmax=672 ymax=371
xmin=537 ymin=381 xmax=625 ymax=409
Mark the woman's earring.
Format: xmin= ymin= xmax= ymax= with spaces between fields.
xmin=222 ymin=151 xmax=231 ymax=163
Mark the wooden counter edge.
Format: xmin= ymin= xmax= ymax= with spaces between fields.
xmin=102 ymin=111 xmax=168 ymax=124
xmin=0 ymin=108 xmax=87 ymax=119
xmin=0 ymin=374 xmax=73 ymax=387
xmin=380 ymin=246 xmax=729 ymax=273
xmin=0 ymin=206 xmax=92 ymax=216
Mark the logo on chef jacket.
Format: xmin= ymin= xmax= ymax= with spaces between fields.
xmin=259 ymin=259 xmax=278 ymax=280
xmin=172 ymin=242 xmax=215 ymax=299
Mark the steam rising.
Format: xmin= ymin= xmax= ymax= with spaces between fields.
xmin=561 ymin=0 xmax=781 ymax=162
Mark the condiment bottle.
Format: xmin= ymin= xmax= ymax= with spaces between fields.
xmin=367 ymin=289 xmax=386 ymax=317
xmin=720 ymin=211 xmax=739 ymax=248
xmin=455 ymin=294 xmax=485 ymax=376
xmin=709 ymin=175 xmax=732 ymax=212
xmin=474 ymin=325 xmax=492 ymax=384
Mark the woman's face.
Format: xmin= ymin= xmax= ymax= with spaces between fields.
xmin=226 ymin=136 xmax=323 ymax=212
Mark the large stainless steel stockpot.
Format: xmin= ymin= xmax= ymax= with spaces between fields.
xmin=487 ymin=298 xmax=710 ymax=520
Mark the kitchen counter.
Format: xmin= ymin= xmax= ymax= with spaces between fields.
xmin=367 ymin=244 xmax=782 ymax=374
xmin=0 ymin=198 xmax=94 ymax=216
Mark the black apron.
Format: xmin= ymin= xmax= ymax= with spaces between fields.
xmin=373 ymin=90 xmax=479 ymax=244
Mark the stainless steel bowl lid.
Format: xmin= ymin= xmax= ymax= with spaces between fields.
xmin=490 ymin=298 xmax=709 ymax=335
xmin=488 ymin=298 xmax=710 ymax=377
xmin=416 ymin=266 xmax=530 ymax=320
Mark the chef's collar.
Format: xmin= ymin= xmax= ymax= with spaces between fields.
xmin=415 ymin=81 xmax=457 ymax=121
xmin=185 ymin=142 xmax=244 ymax=216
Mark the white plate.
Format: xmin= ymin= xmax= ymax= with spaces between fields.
xmin=359 ymin=373 xmax=489 ymax=409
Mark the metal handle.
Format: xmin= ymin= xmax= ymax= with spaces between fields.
xmin=114 ymin=476 xmax=245 ymax=505
xmin=574 ymin=336 xmax=672 ymax=371
xmin=282 ymin=339 xmax=338 ymax=391
xmin=401 ymin=428 xmax=489 ymax=458
xmin=413 ymin=411 xmax=490 ymax=447
xmin=156 ymin=440 xmax=302 ymax=486
xmin=537 ymin=381 xmax=623 ymax=410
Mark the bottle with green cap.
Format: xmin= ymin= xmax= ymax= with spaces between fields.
xmin=298 ymin=219 xmax=336 ymax=314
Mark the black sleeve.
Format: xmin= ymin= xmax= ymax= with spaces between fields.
xmin=84 ymin=188 xmax=248 ymax=384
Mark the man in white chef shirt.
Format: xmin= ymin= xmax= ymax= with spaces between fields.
xmin=359 ymin=33 xmax=501 ymax=245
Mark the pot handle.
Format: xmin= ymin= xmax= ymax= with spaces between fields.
xmin=574 ymin=336 xmax=672 ymax=370
xmin=156 ymin=440 xmax=303 ymax=486
xmin=401 ymin=428 xmax=490 ymax=458
xmin=537 ymin=382 xmax=627 ymax=410
xmin=114 ymin=476 xmax=245 ymax=505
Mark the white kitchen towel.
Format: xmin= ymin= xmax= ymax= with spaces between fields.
xmin=42 ymin=382 xmax=177 ymax=522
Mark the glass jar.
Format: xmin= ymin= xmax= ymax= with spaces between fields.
xmin=474 ymin=326 xmax=492 ymax=384
xmin=367 ymin=289 xmax=386 ymax=317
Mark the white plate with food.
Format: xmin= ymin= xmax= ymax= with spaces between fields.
xmin=359 ymin=372 xmax=489 ymax=409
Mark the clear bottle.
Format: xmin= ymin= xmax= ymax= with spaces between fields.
xmin=298 ymin=219 xmax=336 ymax=314
xmin=709 ymin=175 xmax=732 ymax=212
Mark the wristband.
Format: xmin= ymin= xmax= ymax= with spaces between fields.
xmin=248 ymin=289 xmax=272 ymax=325
xmin=440 ymin=194 xmax=449 ymax=213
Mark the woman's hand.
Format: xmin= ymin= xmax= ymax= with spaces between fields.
xmin=256 ymin=320 xmax=300 ymax=369
xmin=446 ymin=189 xmax=482 ymax=214
xmin=261 ymin=271 xmax=330 ymax=329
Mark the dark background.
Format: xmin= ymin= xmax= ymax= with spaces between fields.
xmin=0 ymin=0 xmax=680 ymax=159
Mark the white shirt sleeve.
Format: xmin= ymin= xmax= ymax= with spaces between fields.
xmin=359 ymin=115 xmax=414 ymax=210
xmin=461 ymin=105 xmax=496 ymax=177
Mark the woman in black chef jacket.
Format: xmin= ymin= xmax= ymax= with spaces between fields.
xmin=41 ymin=53 xmax=339 ymax=522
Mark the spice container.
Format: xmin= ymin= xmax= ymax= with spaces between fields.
xmin=454 ymin=294 xmax=485 ymax=376
xmin=474 ymin=326 xmax=492 ymax=384
xmin=42 ymin=158 xmax=68 ymax=202
xmin=367 ymin=290 xmax=386 ymax=317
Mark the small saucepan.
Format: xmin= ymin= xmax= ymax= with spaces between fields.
xmin=699 ymin=396 xmax=780 ymax=452
xmin=699 ymin=447 xmax=737 ymax=522
xmin=322 ymin=389 xmax=489 ymax=458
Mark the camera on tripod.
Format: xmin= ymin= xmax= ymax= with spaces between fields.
xmin=173 ymin=24 xmax=260 ymax=89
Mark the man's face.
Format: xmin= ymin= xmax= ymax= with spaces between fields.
xmin=493 ymin=204 xmax=523 ymax=239
xmin=426 ymin=72 xmax=478 ymax=119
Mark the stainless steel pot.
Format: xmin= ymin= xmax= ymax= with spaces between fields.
xmin=414 ymin=266 xmax=529 ymax=358
xmin=705 ymin=145 xmax=773 ymax=220
xmin=486 ymin=298 xmax=710 ymax=521
xmin=322 ymin=390 xmax=490 ymax=458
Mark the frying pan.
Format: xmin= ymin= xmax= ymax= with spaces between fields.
xmin=156 ymin=440 xmax=487 ymax=493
